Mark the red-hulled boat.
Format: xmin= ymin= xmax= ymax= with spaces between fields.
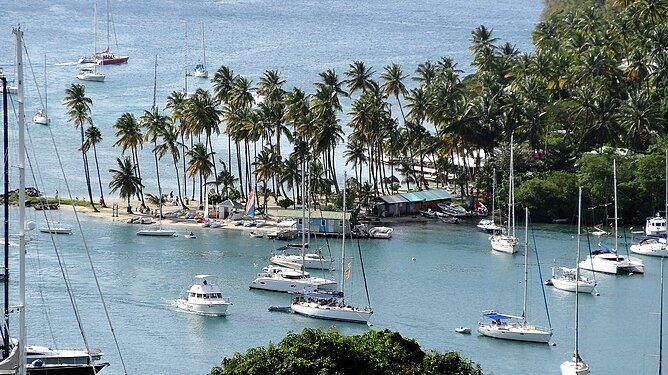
xmin=79 ymin=47 xmax=129 ymax=65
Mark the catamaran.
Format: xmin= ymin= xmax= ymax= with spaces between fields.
xmin=78 ymin=0 xmax=129 ymax=65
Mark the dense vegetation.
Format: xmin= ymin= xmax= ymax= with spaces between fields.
xmin=208 ymin=328 xmax=484 ymax=375
xmin=60 ymin=0 xmax=668 ymax=224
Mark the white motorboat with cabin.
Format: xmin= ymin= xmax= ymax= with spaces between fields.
xmin=249 ymin=265 xmax=337 ymax=293
xmin=368 ymin=226 xmax=393 ymax=239
xmin=177 ymin=275 xmax=231 ymax=316
xmin=477 ymin=169 xmax=503 ymax=234
xmin=645 ymin=213 xmax=666 ymax=236
xmin=479 ymin=208 xmax=552 ymax=343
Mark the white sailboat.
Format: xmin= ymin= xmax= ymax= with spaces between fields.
xmin=32 ymin=55 xmax=49 ymax=125
xmin=193 ymin=24 xmax=208 ymax=78
xmin=560 ymin=186 xmax=591 ymax=375
xmin=4 ymin=27 xmax=110 ymax=375
xmin=76 ymin=4 xmax=106 ymax=82
xmin=290 ymin=172 xmax=373 ymax=324
xmin=548 ymin=189 xmax=597 ymax=294
xmin=137 ymin=60 xmax=175 ymax=237
xmin=631 ymin=150 xmax=668 ymax=257
xmin=580 ymin=160 xmax=644 ymax=274
xmin=477 ymin=169 xmax=503 ymax=234
xmin=490 ymin=136 xmax=519 ymax=253
xmin=478 ymin=208 xmax=553 ymax=343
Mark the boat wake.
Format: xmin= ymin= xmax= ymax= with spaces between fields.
xmin=54 ymin=61 xmax=80 ymax=66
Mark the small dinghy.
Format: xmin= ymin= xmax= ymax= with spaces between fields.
xmin=249 ymin=231 xmax=264 ymax=238
xmin=184 ymin=231 xmax=196 ymax=239
xmin=455 ymin=326 xmax=471 ymax=334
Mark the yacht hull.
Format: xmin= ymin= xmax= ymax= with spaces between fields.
xmin=291 ymin=301 xmax=372 ymax=324
xmin=560 ymin=359 xmax=590 ymax=375
xmin=477 ymin=324 xmax=551 ymax=343
xmin=490 ymin=235 xmax=518 ymax=253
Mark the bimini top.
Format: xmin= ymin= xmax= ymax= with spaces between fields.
xmin=194 ymin=274 xmax=215 ymax=279
xmin=300 ymin=291 xmax=344 ymax=299
xmin=483 ymin=312 xmax=513 ymax=320
xmin=593 ymin=243 xmax=616 ymax=255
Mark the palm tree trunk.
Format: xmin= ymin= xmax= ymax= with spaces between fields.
xmin=79 ymin=126 xmax=99 ymax=212
xmin=180 ymin=134 xmax=188 ymax=204
xmin=92 ymin=144 xmax=107 ymax=208
xmin=173 ymin=155 xmax=188 ymax=209
xmin=133 ymin=147 xmax=146 ymax=209
xmin=153 ymin=140 xmax=163 ymax=217
xmin=207 ymin=134 xmax=219 ymax=195
xmin=235 ymin=141 xmax=244 ymax=198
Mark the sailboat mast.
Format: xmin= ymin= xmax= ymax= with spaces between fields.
xmin=660 ymin=257 xmax=664 ymax=375
xmin=183 ymin=23 xmax=189 ymax=95
xmin=522 ymin=207 xmax=528 ymax=323
xmin=509 ymin=135 xmax=515 ymax=236
xmin=575 ymin=187 xmax=582 ymax=364
xmin=300 ymin=161 xmax=306 ymax=275
xmin=613 ymin=159 xmax=619 ymax=258
xmin=93 ymin=3 xmax=97 ymax=54
xmin=201 ymin=24 xmax=206 ymax=68
xmin=2 ymin=52 xmax=9 ymax=360
xmin=106 ymin=0 xmax=111 ymax=50
xmin=340 ymin=172 xmax=347 ymax=294
xmin=491 ymin=169 xmax=496 ymax=225
xmin=43 ymin=54 xmax=47 ymax=115
xmin=13 ymin=26 xmax=27 ymax=375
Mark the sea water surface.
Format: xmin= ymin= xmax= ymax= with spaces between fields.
xmin=4 ymin=1 xmax=659 ymax=375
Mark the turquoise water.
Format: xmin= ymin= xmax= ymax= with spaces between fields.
xmin=13 ymin=208 xmax=665 ymax=375
xmin=5 ymin=1 xmax=660 ymax=375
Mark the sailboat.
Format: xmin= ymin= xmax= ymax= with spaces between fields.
xmin=78 ymin=0 xmax=128 ymax=65
xmin=477 ymin=169 xmax=503 ymax=234
xmin=290 ymin=172 xmax=373 ymax=324
xmin=76 ymin=4 xmax=106 ymax=82
xmin=631 ymin=150 xmax=668 ymax=257
xmin=193 ymin=24 xmax=208 ymax=78
xmin=580 ymin=160 xmax=644 ymax=274
xmin=560 ymin=187 xmax=591 ymax=375
xmin=2 ymin=26 xmax=110 ymax=375
xmin=250 ymin=168 xmax=337 ymax=293
xmin=478 ymin=208 xmax=553 ymax=343
xmin=32 ymin=55 xmax=49 ymax=125
xmin=489 ymin=135 xmax=519 ymax=253
xmin=548 ymin=189 xmax=597 ymax=294
xmin=137 ymin=58 xmax=175 ymax=237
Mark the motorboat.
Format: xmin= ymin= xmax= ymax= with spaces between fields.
xmin=26 ymin=345 xmax=102 ymax=365
xmin=271 ymin=246 xmax=335 ymax=270
xmin=290 ymin=292 xmax=372 ymax=324
xmin=184 ymin=231 xmax=196 ymax=239
xmin=249 ymin=231 xmax=264 ymax=238
xmin=368 ymin=226 xmax=393 ymax=239
xmin=438 ymin=203 xmax=473 ymax=218
xmin=644 ymin=213 xmax=666 ymax=236
xmin=136 ymin=229 xmax=176 ymax=236
xmin=249 ymin=265 xmax=337 ymax=293
xmin=476 ymin=218 xmax=503 ymax=234
xmin=580 ymin=243 xmax=645 ymax=274
xmin=478 ymin=310 xmax=552 ymax=343
xmin=455 ymin=326 xmax=471 ymax=334
xmin=177 ymin=275 xmax=231 ymax=316
xmin=140 ymin=217 xmax=153 ymax=224
xmin=76 ymin=67 xmax=105 ymax=82
xmin=630 ymin=236 xmax=668 ymax=257
xmin=548 ymin=267 xmax=596 ymax=294
xmin=589 ymin=226 xmax=610 ymax=237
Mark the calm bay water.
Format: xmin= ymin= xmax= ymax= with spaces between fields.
xmin=3 ymin=1 xmax=659 ymax=375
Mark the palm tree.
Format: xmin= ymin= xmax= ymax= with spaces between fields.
xmin=617 ymin=88 xmax=663 ymax=150
xmin=83 ymin=125 xmax=106 ymax=207
xmin=186 ymin=143 xmax=215 ymax=207
xmin=253 ymin=146 xmax=281 ymax=212
xmin=63 ymin=83 xmax=99 ymax=212
xmin=345 ymin=60 xmax=378 ymax=95
xmin=113 ymin=112 xmax=146 ymax=209
xmin=108 ymin=156 xmax=144 ymax=213
xmin=344 ymin=136 xmax=367 ymax=185
xmin=155 ymin=122 xmax=188 ymax=209
xmin=380 ymin=63 xmax=409 ymax=122
xmin=166 ymin=90 xmax=189 ymax=201
xmin=140 ymin=105 xmax=170 ymax=212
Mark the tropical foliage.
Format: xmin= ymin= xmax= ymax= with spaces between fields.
xmin=209 ymin=328 xmax=484 ymax=375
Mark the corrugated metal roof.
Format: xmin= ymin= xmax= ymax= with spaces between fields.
xmin=401 ymin=188 xmax=453 ymax=202
xmin=378 ymin=195 xmax=409 ymax=204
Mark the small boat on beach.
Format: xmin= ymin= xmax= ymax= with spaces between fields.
xmin=249 ymin=231 xmax=264 ymax=238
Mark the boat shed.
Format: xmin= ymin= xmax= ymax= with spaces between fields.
xmin=374 ymin=188 xmax=454 ymax=217
xmin=273 ymin=209 xmax=351 ymax=236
